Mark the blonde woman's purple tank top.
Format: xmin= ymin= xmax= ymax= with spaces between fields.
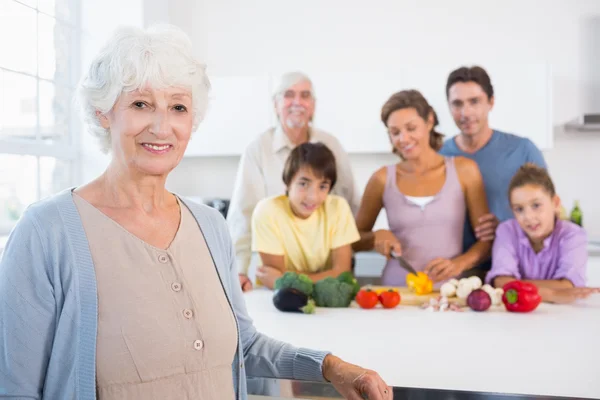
xmin=381 ymin=157 xmax=466 ymax=287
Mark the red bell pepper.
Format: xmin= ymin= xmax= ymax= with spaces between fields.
xmin=502 ymin=281 xmax=542 ymax=313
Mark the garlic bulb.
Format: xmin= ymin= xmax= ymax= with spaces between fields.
xmin=456 ymin=283 xmax=473 ymax=299
xmin=440 ymin=282 xmax=457 ymax=297
xmin=448 ymin=278 xmax=460 ymax=287
xmin=468 ymin=276 xmax=483 ymax=290
xmin=494 ymin=288 xmax=504 ymax=305
xmin=481 ymin=284 xmax=504 ymax=306
xmin=458 ymin=278 xmax=470 ymax=287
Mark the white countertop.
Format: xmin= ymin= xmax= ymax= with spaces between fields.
xmin=244 ymin=279 xmax=600 ymax=399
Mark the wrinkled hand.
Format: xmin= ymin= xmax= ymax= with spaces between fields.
xmin=323 ymin=355 xmax=392 ymax=400
xmin=541 ymin=287 xmax=600 ymax=304
xmin=374 ymin=229 xmax=402 ymax=260
xmin=255 ymin=266 xmax=283 ymax=289
xmin=474 ymin=213 xmax=499 ymax=242
xmin=238 ymin=274 xmax=253 ymax=292
xmin=424 ymin=258 xmax=464 ymax=283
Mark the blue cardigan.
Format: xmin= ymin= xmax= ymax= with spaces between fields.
xmin=0 ymin=189 xmax=329 ymax=399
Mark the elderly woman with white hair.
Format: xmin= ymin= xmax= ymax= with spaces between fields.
xmin=228 ymin=71 xmax=361 ymax=291
xmin=0 ymin=25 xmax=391 ymax=400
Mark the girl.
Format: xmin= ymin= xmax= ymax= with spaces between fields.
xmin=354 ymin=90 xmax=491 ymax=286
xmin=487 ymin=163 xmax=600 ymax=303
xmin=251 ymin=142 xmax=360 ymax=289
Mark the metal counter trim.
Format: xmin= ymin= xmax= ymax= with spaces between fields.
xmin=247 ymin=378 xmax=594 ymax=399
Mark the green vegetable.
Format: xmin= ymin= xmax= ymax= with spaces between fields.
xmin=570 ymin=200 xmax=583 ymax=226
xmin=274 ymin=271 xmax=314 ymax=297
xmin=336 ymin=271 xmax=360 ymax=298
xmin=313 ymin=277 xmax=354 ymax=307
xmin=301 ymin=299 xmax=316 ymax=314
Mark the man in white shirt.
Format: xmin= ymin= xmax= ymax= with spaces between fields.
xmin=227 ymin=71 xmax=360 ymax=291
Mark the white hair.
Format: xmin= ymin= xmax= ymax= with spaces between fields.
xmin=271 ymin=71 xmax=315 ymax=102
xmin=76 ymin=24 xmax=211 ymax=153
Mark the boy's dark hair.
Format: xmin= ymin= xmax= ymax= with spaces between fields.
xmin=380 ymin=89 xmax=444 ymax=152
xmin=508 ymin=163 xmax=556 ymax=198
xmin=446 ymin=66 xmax=494 ymax=100
xmin=282 ymin=142 xmax=337 ymax=190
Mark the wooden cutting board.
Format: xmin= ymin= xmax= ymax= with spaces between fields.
xmin=362 ymin=285 xmax=466 ymax=307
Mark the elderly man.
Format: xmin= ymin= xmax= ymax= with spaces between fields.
xmin=227 ymin=71 xmax=360 ymax=291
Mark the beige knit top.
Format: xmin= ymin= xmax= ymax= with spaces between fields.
xmin=73 ymin=194 xmax=238 ymax=400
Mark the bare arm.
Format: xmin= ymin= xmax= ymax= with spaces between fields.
xmin=258 ymin=245 xmax=352 ymax=287
xmin=257 ymin=252 xmax=286 ymax=289
xmin=454 ymin=157 xmax=492 ymax=271
xmin=303 ymin=244 xmax=353 ymax=282
xmin=352 ymin=168 xmax=386 ymax=252
xmin=492 ymin=276 xmax=600 ymax=303
xmin=493 ymin=276 xmax=575 ymax=290
xmin=329 ymin=137 xmax=362 ymax=215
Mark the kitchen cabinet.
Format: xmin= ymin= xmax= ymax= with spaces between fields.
xmin=305 ymin=63 xmax=552 ymax=153
xmin=184 ymin=63 xmax=552 ymax=157
xmin=184 ymin=75 xmax=274 ymax=157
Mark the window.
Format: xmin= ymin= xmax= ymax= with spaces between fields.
xmin=0 ymin=0 xmax=79 ymax=236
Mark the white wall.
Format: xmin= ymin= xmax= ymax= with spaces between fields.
xmin=77 ymin=0 xmax=198 ymax=184
xmin=77 ymin=0 xmax=145 ymax=183
xmin=156 ymin=0 xmax=600 ymax=238
xmin=72 ymin=0 xmax=600 ymax=236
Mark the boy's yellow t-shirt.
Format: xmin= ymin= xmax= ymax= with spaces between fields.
xmin=251 ymin=194 xmax=360 ymax=273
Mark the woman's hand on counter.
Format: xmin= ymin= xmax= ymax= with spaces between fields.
xmin=322 ymin=354 xmax=392 ymax=400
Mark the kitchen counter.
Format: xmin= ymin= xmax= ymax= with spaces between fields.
xmin=243 ymin=281 xmax=600 ymax=399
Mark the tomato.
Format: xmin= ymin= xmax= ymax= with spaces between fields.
xmin=379 ymin=289 xmax=401 ymax=308
xmin=355 ymin=289 xmax=379 ymax=309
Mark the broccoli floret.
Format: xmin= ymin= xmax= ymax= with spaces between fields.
xmin=313 ymin=277 xmax=354 ymax=307
xmin=301 ymin=299 xmax=316 ymax=314
xmin=336 ymin=271 xmax=360 ymax=299
xmin=274 ymin=271 xmax=314 ymax=296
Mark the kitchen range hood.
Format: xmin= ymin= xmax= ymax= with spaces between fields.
xmin=565 ymin=114 xmax=600 ymax=131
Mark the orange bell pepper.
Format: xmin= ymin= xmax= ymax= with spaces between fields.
xmin=406 ymin=272 xmax=433 ymax=295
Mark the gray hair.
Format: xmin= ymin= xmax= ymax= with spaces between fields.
xmin=271 ymin=71 xmax=315 ymax=102
xmin=76 ymin=24 xmax=211 ymax=153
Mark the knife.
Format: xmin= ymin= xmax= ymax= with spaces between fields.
xmin=390 ymin=250 xmax=419 ymax=276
